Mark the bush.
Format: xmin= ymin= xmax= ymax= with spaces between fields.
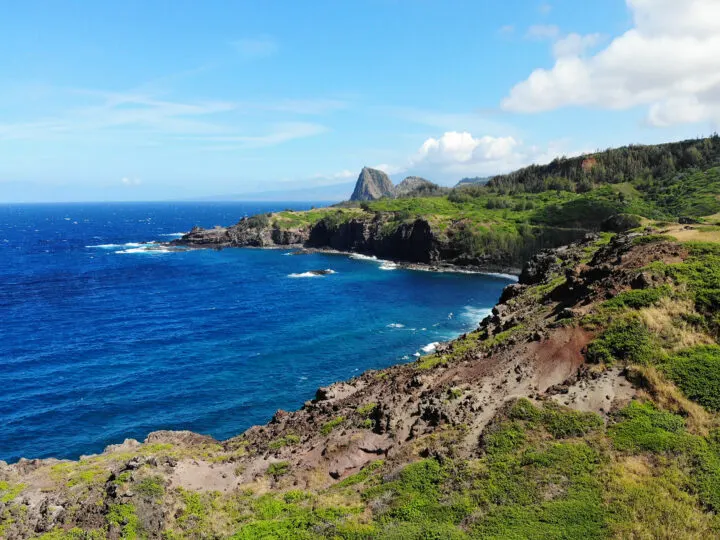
xmin=609 ymin=401 xmax=687 ymax=453
xmin=320 ymin=416 xmax=345 ymax=436
xmin=245 ymin=213 xmax=271 ymax=229
xmin=662 ymin=346 xmax=720 ymax=411
xmin=266 ymin=461 xmax=290 ymax=477
xmin=603 ymin=286 xmax=670 ymax=309
xmin=586 ymin=314 xmax=659 ymax=365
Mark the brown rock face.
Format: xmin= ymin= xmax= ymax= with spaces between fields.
xmin=350 ymin=167 xmax=395 ymax=201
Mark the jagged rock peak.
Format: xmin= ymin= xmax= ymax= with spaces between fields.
xmin=393 ymin=176 xmax=438 ymax=197
xmin=350 ymin=167 xmax=395 ymax=201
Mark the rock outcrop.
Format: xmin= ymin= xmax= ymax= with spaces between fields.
xmin=349 ymin=167 xmax=395 ymax=201
xmin=393 ymin=176 xmax=440 ymax=198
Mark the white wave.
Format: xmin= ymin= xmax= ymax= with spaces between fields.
xmin=350 ymin=253 xmax=378 ymax=261
xmin=461 ymin=306 xmax=493 ymax=322
xmin=288 ymin=269 xmax=336 ymax=278
xmin=87 ymin=242 xmax=144 ymax=249
xmin=483 ymin=272 xmax=520 ymax=282
xmin=159 ymin=232 xmax=186 ymax=238
xmin=413 ymin=352 xmax=421 ymax=357
xmin=421 ymin=342 xmax=440 ymax=353
xmin=387 ymin=323 xmax=405 ymax=329
xmin=115 ymin=244 xmax=172 ymax=254
xmin=379 ymin=262 xmax=398 ymax=271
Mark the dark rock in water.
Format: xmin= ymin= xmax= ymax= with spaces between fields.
xmin=308 ymin=269 xmax=334 ymax=276
xmin=350 ymin=167 xmax=394 ymax=201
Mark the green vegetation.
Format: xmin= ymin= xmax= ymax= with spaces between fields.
xmin=586 ymin=314 xmax=659 ymax=365
xmin=0 ymin=481 xmax=25 ymax=503
xmin=602 ymin=286 xmax=670 ymax=310
xmin=356 ymin=403 xmax=377 ymax=417
xmin=136 ymin=475 xmax=165 ymax=499
xmin=268 ymin=433 xmax=301 ymax=450
xmin=266 ymin=461 xmax=291 ymax=477
xmin=107 ymin=503 xmax=140 ymax=539
xmin=662 ymin=345 xmax=720 ymax=411
xmin=632 ymin=234 xmax=677 ymax=245
xmin=320 ymin=416 xmax=345 ymax=436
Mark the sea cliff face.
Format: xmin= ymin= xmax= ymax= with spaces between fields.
xmin=172 ymin=213 xmax=525 ymax=272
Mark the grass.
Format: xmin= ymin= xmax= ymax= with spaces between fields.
xmin=0 ymin=481 xmax=25 ymax=503
xmin=136 ymin=475 xmax=165 ymax=499
xmin=320 ymin=416 xmax=345 ymax=436
xmin=356 ymin=403 xmax=377 ymax=417
xmin=266 ymin=461 xmax=290 ymax=478
xmin=268 ymin=434 xmax=301 ymax=450
xmin=107 ymin=503 xmax=140 ymax=539
xmin=661 ymin=345 xmax=720 ymax=411
xmin=586 ymin=313 xmax=660 ymax=365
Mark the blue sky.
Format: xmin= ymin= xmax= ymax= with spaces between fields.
xmin=1 ymin=0 xmax=718 ymax=201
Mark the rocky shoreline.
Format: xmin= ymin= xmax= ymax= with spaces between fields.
xmin=166 ymin=213 xmax=528 ymax=276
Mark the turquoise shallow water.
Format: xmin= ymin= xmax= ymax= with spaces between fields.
xmin=0 ymin=202 xmax=514 ymax=463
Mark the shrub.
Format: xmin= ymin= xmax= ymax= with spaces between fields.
xmin=632 ymin=234 xmax=677 ymax=245
xmin=586 ymin=314 xmax=659 ymax=365
xmin=603 ymin=286 xmax=670 ymax=309
xmin=662 ymin=345 xmax=720 ymax=411
xmin=266 ymin=461 xmax=290 ymax=477
xmin=320 ymin=416 xmax=345 ymax=436
xmin=136 ymin=476 xmax=165 ymax=499
xmin=246 ymin=213 xmax=271 ymax=229
xmin=609 ymin=401 xmax=687 ymax=453
xmin=268 ymin=434 xmax=301 ymax=450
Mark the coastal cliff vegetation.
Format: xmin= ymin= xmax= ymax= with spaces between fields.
xmin=4 ymin=136 xmax=720 ymax=538
xmin=178 ymin=136 xmax=720 ymax=272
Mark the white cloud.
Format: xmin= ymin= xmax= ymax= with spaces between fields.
xmin=403 ymin=131 xmax=581 ymax=180
xmin=231 ymin=37 xmax=278 ymax=59
xmin=539 ymin=3 xmax=553 ymax=15
xmin=503 ymin=0 xmax=720 ymax=127
xmin=416 ymin=132 xmax=519 ymax=165
xmin=121 ymin=177 xmax=142 ymax=186
xmin=198 ymin=122 xmax=329 ymax=150
xmin=526 ymin=24 xmax=560 ymax=40
xmin=552 ymin=33 xmax=603 ymax=58
xmin=498 ymin=25 xmax=515 ymax=36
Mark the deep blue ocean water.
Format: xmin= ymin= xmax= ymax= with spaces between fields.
xmin=0 ymin=202 xmax=514 ymax=463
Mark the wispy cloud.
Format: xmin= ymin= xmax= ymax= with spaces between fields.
xmin=231 ymin=36 xmax=279 ymax=59
xmin=526 ymin=24 xmax=560 ymax=40
xmin=498 ymin=25 xmax=515 ymax=37
xmin=197 ymin=122 xmax=329 ymax=150
xmin=0 ymin=85 xmax=342 ymax=150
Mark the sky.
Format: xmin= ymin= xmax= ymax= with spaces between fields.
xmin=1 ymin=0 xmax=719 ymax=202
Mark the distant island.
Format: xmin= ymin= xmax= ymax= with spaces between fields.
xmin=4 ymin=136 xmax=720 ymax=538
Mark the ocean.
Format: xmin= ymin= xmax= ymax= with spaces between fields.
xmin=0 ymin=202 xmax=515 ymax=463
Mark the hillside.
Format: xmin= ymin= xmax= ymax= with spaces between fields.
xmin=3 ymin=136 xmax=720 ymax=538
xmin=173 ymin=137 xmax=720 ymax=272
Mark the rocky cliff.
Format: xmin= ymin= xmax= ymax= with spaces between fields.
xmin=393 ymin=176 xmax=441 ymax=198
xmin=349 ymin=167 xmax=395 ymax=201
xmin=172 ymin=212 xmax=522 ymax=272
